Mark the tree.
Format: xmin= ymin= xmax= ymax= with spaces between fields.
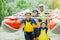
xmin=36 ymin=0 xmax=48 ymax=4
xmin=47 ymin=0 xmax=60 ymax=9
xmin=16 ymin=0 xmax=33 ymax=12
xmin=0 ymin=0 xmax=9 ymax=25
xmin=0 ymin=0 xmax=33 ymax=25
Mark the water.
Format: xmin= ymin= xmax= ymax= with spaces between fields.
xmin=0 ymin=27 xmax=60 ymax=40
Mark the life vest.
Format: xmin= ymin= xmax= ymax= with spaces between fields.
xmin=38 ymin=29 xmax=50 ymax=40
xmin=40 ymin=12 xmax=47 ymax=20
xmin=23 ymin=18 xmax=36 ymax=32
xmin=33 ymin=22 xmax=41 ymax=28
xmin=33 ymin=18 xmax=42 ymax=28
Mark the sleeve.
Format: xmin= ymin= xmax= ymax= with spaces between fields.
xmin=22 ymin=19 xmax=26 ymax=23
xmin=22 ymin=19 xmax=24 ymax=23
xmin=31 ymin=18 xmax=37 ymax=25
xmin=44 ymin=10 xmax=49 ymax=14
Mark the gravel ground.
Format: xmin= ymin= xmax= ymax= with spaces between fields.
xmin=0 ymin=27 xmax=60 ymax=40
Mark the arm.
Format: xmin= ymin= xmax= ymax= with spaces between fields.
xmin=21 ymin=19 xmax=26 ymax=31
xmin=35 ymin=19 xmax=40 ymax=28
xmin=32 ymin=18 xmax=40 ymax=28
xmin=45 ymin=27 xmax=48 ymax=33
xmin=21 ymin=19 xmax=26 ymax=26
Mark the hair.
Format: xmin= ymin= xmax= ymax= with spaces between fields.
xmin=41 ymin=22 xmax=47 ymax=26
xmin=25 ymin=12 xmax=31 ymax=15
xmin=32 ymin=10 xmax=38 ymax=13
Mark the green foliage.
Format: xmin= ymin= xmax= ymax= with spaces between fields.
xmin=7 ymin=6 xmax=16 ymax=16
xmin=0 ymin=0 xmax=33 ymax=25
xmin=47 ymin=0 xmax=60 ymax=9
xmin=0 ymin=0 xmax=9 ymax=25
xmin=16 ymin=0 xmax=33 ymax=11
xmin=7 ymin=0 xmax=33 ymax=15
xmin=36 ymin=0 xmax=48 ymax=4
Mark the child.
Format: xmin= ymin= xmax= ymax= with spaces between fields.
xmin=38 ymin=22 xmax=50 ymax=40
xmin=22 ymin=13 xmax=37 ymax=40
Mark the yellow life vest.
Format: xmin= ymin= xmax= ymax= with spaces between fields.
xmin=33 ymin=22 xmax=41 ymax=28
xmin=38 ymin=29 xmax=50 ymax=40
xmin=40 ymin=12 xmax=47 ymax=19
xmin=24 ymin=21 xmax=34 ymax=32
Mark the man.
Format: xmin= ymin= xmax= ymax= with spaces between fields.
xmin=39 ymin=4 xmax=48 ymax=14
xmin=22 ymin=12 xmax=38 ymax=40
xmin=39 ymin=4 xmax=49 ymax=24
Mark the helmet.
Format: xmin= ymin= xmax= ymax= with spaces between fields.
xmin=39 ymin=4 xmax=45 ymax=7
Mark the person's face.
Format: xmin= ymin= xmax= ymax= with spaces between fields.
xmin=26 ymin=14 xmax=31 ymax=19
xmin=33 ymin=11 xmax=38 ymax=16
xmin=42 ymin=23 xmax=46 ymax=28
xmin=39 ymin=6 xmax=44 ymax=11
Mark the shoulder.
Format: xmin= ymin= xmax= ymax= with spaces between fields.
xmin=31 ymin=18 xmax=37 ymax=24
xmin=45 ymin=27 xmax=48 ymax=30
xmin=31 ymin=18 xmax=35 ymax=21
xmin=31 ymin=18 xmax=35 ymax=22
xmin=39 ymin=27 xmax=42 ymax=29
xmin=22 ymin=18 xmax=26 ymax=22
xmin=44 ymin=10 xmax=49 ymax=14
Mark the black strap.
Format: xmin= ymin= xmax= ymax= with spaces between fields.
xmin=24 ymin=18 xmax=33 ymax=25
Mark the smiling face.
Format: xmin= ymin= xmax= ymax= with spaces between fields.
xmin=39 ymin=6 xmax=44 ymax=12
xmin=25 ymin=13 xmax=31 ymax=19
xmin=33 ymin=11 xmax=38 ymax=16
xmin=41 ymin=22 xmax=47 ymax=28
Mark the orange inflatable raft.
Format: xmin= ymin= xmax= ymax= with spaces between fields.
xmin=49 ymin=19 xmax=60 ymax=34
xmin=2 ymin=16 xmax=23 ymax=33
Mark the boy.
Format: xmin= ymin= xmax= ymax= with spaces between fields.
xmin=22 ymin=13 xmax=37 ymax=40
xmin=38 ymin=22 xmax=50 ymax=40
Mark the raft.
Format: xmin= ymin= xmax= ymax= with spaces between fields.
xmin=2 ymin=16 xmax=23 ymax=33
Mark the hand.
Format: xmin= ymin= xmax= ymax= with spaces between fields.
xmin=35 ymin=18 xmax=39 ymax=22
